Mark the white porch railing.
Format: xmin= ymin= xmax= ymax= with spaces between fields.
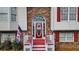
xmin=24 ymin=34 xmax=55 ymax=51
xmin=24 ymin=35 xmax=33 ymax=51
xmin=46 ymin=35 xmax=55 ymax=51
xmin=46 ymin=35 xmax=54 ymax=44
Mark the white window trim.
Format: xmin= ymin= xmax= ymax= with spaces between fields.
xmin=68 ymin=7 xmax=70 ymax=22
xmin=11 ymin=7 xmax=16 ymax=21
xmin=76 ymin=7 xmax=78 ymax=22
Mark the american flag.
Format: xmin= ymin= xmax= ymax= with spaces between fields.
xmin=16 ymin=25 xmax=22 ymax=44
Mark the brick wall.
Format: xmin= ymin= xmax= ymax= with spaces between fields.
xmin=55 ymin=33 xmax=79 ymax=51
xmin=27 ymin=7 xmax=51 ymax=35
xmin=56 ymin=42 xmax=79 ymax=51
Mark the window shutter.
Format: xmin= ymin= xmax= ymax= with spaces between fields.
xmin=77 ymin=7 xmax=79 ymax=22
xmin=55 ymin=32 xmax=59 ymax=42
xmin=57 ymin=7 xmax=60 ymax=22
xmin=74 ymin=32 xmax=78 ymax=42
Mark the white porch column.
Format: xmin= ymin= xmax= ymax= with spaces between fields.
xmin=50 ymin=7 xmax=55 ymax=51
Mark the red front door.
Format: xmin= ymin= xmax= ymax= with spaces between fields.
xmin=36 ymin=23 xmax=42 ymax=38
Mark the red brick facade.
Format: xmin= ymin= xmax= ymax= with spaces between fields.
xmin=27 ymin=7 xmax=51 ymax=35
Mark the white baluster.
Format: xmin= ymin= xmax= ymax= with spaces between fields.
xmin=45 ymin=36 xmax=48 ymax=51
xmin=30 ymin=35 xmax=33 ymax=51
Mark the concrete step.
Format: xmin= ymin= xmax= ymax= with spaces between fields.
xmin=32 ymin=50 xmax=46 ymax=51
xmin=33 ymin=40 xmax=45 ymax=45
xmin=33 ymin=46 xmax=45 ymax=48
xmin=33 ymin=45 xmax=45 ymax=47
xmin=32 ymin=44 xmax=46 ymax=51
xmin=32 ymin=48 xmax=46 ymax=51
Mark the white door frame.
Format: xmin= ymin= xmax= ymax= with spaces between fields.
xmin=32 ymin=16 xmax=46 ymax=40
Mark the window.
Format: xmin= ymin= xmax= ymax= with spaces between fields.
xmin=0 ymin=7 xmax=8 ymax=13
xmin=11 ymin=7 xmax=16 ymax=14
xmin=60 ymin=32 xmax=74 ymax=42
xmin=11 ymin=14 xmax=16 ymax=21
xmin=43 ymin=23 xmax=45 ymax=36
xmin=0 ymin=13 xmax=8 ymax=21
xmin=0 ymin=7 xmax=8 ymax=21
xmin=60 ymin=7 xmax=68 ymax=21
xmin=33 ymin=23 xmax=34 ymax=37
xmin=33 ymin=15 xmax=45 ymax=21
xmin=60 ymin=32 xmax=66 ymax=42
xmin=69 ymin=7 xmax=76 ymax=20
xmin=11 ymin=7 xmax=16 ymax=21
xmin=60 ymin=7 xmax=77 ymax=21
xmin=1 ymin=33 xmax=15 ymax=43
xmin=67 ymin=32 xmax=73 ymax=40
